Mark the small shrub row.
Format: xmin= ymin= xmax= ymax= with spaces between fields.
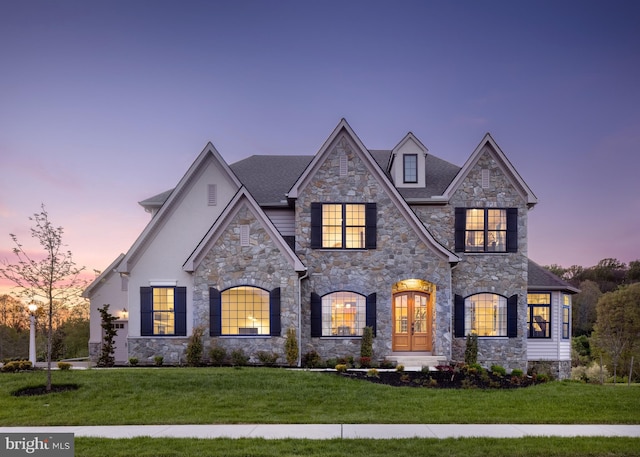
xmin=1 ymin=360 xmax=33 ymax=372
xmin=341 ymin=362 xmax=548 ymax=389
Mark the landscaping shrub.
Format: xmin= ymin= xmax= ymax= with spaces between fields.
xmin=511 ymin=368 xmax=524 ymax=377
xmin=186 ymin=326 xmax=205 ymax=366
xmin=396 ymin=364 xmax=405 ymax=372
xmin=301 ymin=350 xmax=323 ymax=368
xmin=57 ymin=362 xmax=72 ymax=371
xmin=256 ymin=351 xmax=279 ymax=366
xmin=284 ymin=328 xmax=298 ymax=366
xmin=209 ymin=345 xmax=227 ymax=366
xmin=230 ymin=349 xmax=249 ymax=366
xmin=1 ymin=360 xmax=32 ymax=372
xmin=154 ymin=355 xmax=164 ymax=366
xmin=360 ymin=326 xmax=373 ymax=358
xmin=366 ymin=368 xmax=379 ymax=378
xmin=491 ymin=365 xmax=507 ymax=377
xmin=128 ymin=357 xmax=139 ymax=366
xmin=335 ymin=364 xmax=348 ymax=373
xmin=464 ymin=333 xmax=478 ymax=365
xmin=358 ymin=356 xmax=371 ymax=368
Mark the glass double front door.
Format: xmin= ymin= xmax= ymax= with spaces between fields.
xmin=392 ymin=292 xmax=431 ymax=352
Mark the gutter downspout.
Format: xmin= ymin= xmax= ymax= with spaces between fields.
xmin=297 ymin=270 xmax=309 ymax=367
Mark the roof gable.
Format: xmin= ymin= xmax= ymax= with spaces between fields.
xmin=82 ymin=253 xmax=125 ymax=298
xmin=288 ymin=118 xmax=459 ymax=263
xmin=183 ymin=187 xmax=306 ymax=273
xmin=119 ymin=142 xmax=242 ymax=273
xmin=443 ymin=133 xmax=537 ymax=207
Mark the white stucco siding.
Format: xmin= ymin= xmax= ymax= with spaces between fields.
xmin=125 ymin=159 xmax=240 ymax=338
xmin=88 ymin=272 xmax=127 ymax=345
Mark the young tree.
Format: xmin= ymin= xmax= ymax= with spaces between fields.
xmin=97 ymin=304 xmax=117 ymax=367
xmin=593 ymin=283 xmax=640 ymax=382
xmin=0 ymin=205 xmax=86 ymax=391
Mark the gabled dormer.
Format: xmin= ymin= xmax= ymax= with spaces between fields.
xmin=388 ymin=133 xmax=428 ymax=188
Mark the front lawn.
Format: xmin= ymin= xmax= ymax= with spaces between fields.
xmin=74 ymin=437 xmax=640 ymax=457
xmin=1 ymin=367 xmax=638 ymax=426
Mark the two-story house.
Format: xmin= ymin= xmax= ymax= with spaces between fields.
xmin=84 ymin=119 xmax=578 ymax=378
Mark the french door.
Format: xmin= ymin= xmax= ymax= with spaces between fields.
xmin=392 ymin=291 xmax=431 ymax=351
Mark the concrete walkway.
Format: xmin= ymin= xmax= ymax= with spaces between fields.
xmin=1 ymin=424 xmax=639 ymax=439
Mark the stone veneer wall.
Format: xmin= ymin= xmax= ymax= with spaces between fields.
xmin=190 ymin=203 xmax=301 ymax=363
xmin=294 ymin=134 xmax=453 ymax=361
xmin=420 ymin=147 xmax=530 ymax=372
xmin=528 ymin=360 xmax=572 ymax=380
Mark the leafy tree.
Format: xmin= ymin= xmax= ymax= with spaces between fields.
xmin=592 ymin=283 xmax=640 ymax=382
xmin=572 ymin=280 xmax=601 ymax=336
xmin=0 ymin=205 xmax=87 ymax=391
xmin=628 ymin=261 xmax=640 ymax=284
xmin=97 ymin=304 xmax=117 ymax=367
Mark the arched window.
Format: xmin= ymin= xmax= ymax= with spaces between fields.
xmin=465 ymin=293 xmax=507 ymax=337
xmin=321 ymin=291 xmax=366 ymax=336
xmin=221 ymin=286 xmax=269 ymax=335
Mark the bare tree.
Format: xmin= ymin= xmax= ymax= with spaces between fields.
xmin=0 ymin=205 xmax=86 ymax=391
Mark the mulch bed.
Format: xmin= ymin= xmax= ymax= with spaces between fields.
xmin=12 ymin=383 xmax=80 ymax=397
xmin=336 ymin=369 xmax=538 ymax=388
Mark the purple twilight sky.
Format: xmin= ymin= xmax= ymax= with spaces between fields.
xmin=1 ymin=0 xmax=639 ymax=289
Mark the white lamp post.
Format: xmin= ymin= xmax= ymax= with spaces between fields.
xmin=28 ymin=303 xmax=38 ymax=365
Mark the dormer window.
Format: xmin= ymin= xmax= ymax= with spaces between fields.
xmin=403 ymin=154 xmax=418 ymax=183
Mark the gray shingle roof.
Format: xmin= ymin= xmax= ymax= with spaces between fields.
xmin=528 ymin=259 xmax=580 ymax=292
xmin=230 ymin=155 xmax=313 ymax=205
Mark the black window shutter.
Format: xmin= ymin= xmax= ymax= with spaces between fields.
xmin=454 ymin=294 xmax=465 ymax=337
xmin=365 ymin=203 xmax=377 ymax=249
xmin=269 ymin=287 xmax=281 ymax=336
xmin=366 ymin=292 xmax=377 ymax=336
xmin=506 ymin=208 xmax=518 ymax=252
xmin=174 ymin=287 xmax=187 ymax=336
xmin=209 ymin=288 xmax=221 ymax=337
xmin=140 ymin=287 xmax=153 ymax=336
xmin=310 ymin=203 xmax=322 ymax=249
xmin=310 ymin=292 xmax=322 ymax=337
xmin=507 ymin=294 xmax=518 ymax=337
xmin=454 ymin=208 xmax=466 ymax=252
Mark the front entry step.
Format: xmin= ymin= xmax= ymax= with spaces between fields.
xmin=385 ymin=355 xmax=447 ymax=371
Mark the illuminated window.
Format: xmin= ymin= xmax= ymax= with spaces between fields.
xmin=153 ymin=288 xmax=175 ymax=335
xmin=562 ymin=294 xmax=571 ymax=339
xmin=527 ymin=293 xmax=551 ymax=338
xmin=455 ymin=208 xmax=517 ymax=253
xmin=321 ymin=291 xmax=366 ymax=336
xmin=221 ymin=286 xmax=270 ymax=335
xmin=311 ymin=203 xmax=376 ymax=249
xmin=141 ymin=286 xmax=186 ymax=336
xmin=403 ymin=154 xmax=418 ymax=183
xmin=465 ymin=293 xmax=507 ymax=337
xmin=465 ymin=209 xmax=506 ymax=252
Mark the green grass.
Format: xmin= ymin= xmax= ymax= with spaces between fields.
xmin=75 ymin=437 xmax=640 ymax=457
xmin=1 ymin=367 xmax=638 ymax=426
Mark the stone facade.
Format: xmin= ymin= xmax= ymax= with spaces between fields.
xmin=294 ymin=134 xmax=453 ymax=361
xmin=89 ymin=122 xmax=574 ymax=373
xmin=191 ymin=202 xmax=300 ymax=362
xmin=445 ymin=148 xmax=529 ymax=372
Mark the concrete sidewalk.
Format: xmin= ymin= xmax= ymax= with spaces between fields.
xmin=1 ymin=424 xmax=639 ymax=439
